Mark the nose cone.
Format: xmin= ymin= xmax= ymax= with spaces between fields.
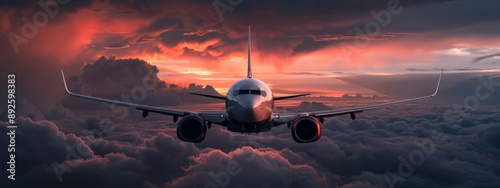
xmin=239 ymin=96 xmax=261 ymax=109
xmin=227 ymin=96 xmax=270 ymax=123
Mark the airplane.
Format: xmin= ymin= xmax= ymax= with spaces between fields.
xmin=61 ymin=27 xmax=443 ymax=143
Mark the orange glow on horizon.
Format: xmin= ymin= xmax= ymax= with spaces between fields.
xmin=9 ymin=7 xmax=496 ymax=97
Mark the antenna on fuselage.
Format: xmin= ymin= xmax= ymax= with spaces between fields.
xmin=247 ymin=26 xmax=252 ymax=78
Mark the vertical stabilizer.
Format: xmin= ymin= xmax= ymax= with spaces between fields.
xmin=247 ymin=26 xmax=252 ymax=78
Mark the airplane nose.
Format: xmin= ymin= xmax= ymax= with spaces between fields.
xmin=227 ymin=95 xmax=270 ymax=124
xmin=239 ymin=96 xmax=261 ymax=109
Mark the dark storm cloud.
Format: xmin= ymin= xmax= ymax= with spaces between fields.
xmin=60 ymin=56 xmax=224 ymax=111
xmin=3 ymin=0 xmax=499 ymax=60
xmin=0 ymin=0 xmax=94 ymax=14
xmin=103 ymin=44 xmax=130 ymax=50
xmin=120 ymin=0 xmax=496 ymax=59
xmin=138 ymin=17 xmax=183 ymax=34
xmin=8 ymin=0 xmax=487 ymax=64
xmin=78 ymin=56 xmax=166 ymax=90
xmin=385 ymin=0 xmax=500 ymax=34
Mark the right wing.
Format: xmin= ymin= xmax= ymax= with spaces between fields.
xmin=274 ymin=93 xmax=311 ymax=100
xmin=60 ymin=70 xmax=226 ymax=124
xmin=273 ymin=70 xmax=443 ymax=124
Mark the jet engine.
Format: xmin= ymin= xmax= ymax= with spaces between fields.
xmin=290 ymin=116 xmax=322 ymax=143
xmin=177 ymin=115 xmax=207 ymax=143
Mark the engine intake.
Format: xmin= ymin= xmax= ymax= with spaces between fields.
xmin=291 ymin=116 xmax=322 ymax=143
xmin=177 ymin=115 xmax=207 ymax=143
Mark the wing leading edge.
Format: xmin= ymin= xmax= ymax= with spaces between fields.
xmin=189 ymin=92 xmax=226 ymax=100
xmin=274 ymin=93 xmax=311 ymax=100
xmin=273 ymin=70 xmax=443 ymax=124
xmin=60 ymin=70 xmax=226 ymax=124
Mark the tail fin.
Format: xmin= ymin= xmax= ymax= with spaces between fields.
xmin=247 ymin=26 xmax=252 ymax=78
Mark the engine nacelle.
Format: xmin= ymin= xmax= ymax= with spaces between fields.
xmin=291 ymin=116 xmax=322 ymax=143
xmin=177 ymin=115 xmax=207 ymax=143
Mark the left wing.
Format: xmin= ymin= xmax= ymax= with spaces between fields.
xmin=273 ymin=70 xmax=443 ymax=124
xmin=189 ymin=92 xmax=226 ymax=100
xmin=60 ymin=70 xmax=226 ymax=124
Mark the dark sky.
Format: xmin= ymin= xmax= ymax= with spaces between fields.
xmin=0 ymin=0 xmax=500 ymax=187
xmin=1 ymin=0 xmax=500 ymax=98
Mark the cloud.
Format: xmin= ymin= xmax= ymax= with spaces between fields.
xmin=104 ymin=44 xmax=131 ymax=50
xmin=16 ymin=98 xmax=45 ymax=120
xmin=2 ymin=100 xmax=500 ymax=187
xmin=4 ymin=0 xmax=498 ymax=72
xmin=61 ymin=56 xmax=226 ymax=111
xmin=0 ymin=117 xmax=200 ymax=187
xmin=166 ymin=147 xmax=331 ymax=188
xmin=44 ymin=104 xmax=76 ymax=120
xmin=284 ymin=101 xmax=332 ymax=112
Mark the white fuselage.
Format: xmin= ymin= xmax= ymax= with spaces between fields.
xmin=225 ymin=78 xmax=274 ymax=127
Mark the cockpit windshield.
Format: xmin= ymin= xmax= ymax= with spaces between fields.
xmin=233 ymin=89 xmax=267 ymax=97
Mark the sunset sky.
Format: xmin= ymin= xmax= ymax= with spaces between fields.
xmin=1 ymin=0 xmax=499 ymax=97
xmin=1 ymin=1 xmax=500 ymax=188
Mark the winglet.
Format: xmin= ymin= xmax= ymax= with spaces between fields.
xmin=431 ymin=69 xmax=443 ymax=97
xmin=247 ymin=26 xmax=252 ymax=78
xmin=60 ymin=69 xmax=72 ymax=94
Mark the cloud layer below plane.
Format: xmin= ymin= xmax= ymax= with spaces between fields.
xmin=1 ymin=102 xmax=500 ymax=187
